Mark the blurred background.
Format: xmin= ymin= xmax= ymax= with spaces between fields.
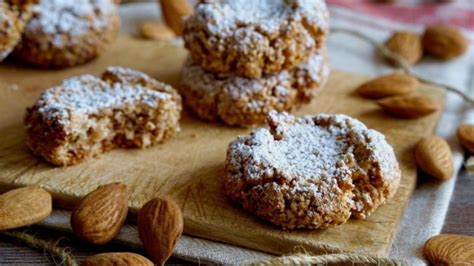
xmin=327 ymin=0 xmax=473 ymax=35
xmin=123 ymin=0 xmax=473 ymax=40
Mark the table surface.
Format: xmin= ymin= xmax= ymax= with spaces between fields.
xmin=0 ymin=168 xmax=472 ymax=265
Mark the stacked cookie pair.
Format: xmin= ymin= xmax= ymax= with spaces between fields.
xmin=180 ymin=0 xmax=330 ymax=127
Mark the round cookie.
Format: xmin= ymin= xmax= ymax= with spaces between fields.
xmin=180 ymin=52 xmax=330 ymax=127
xmin=224 ymin=111 xmax=401 ymax=229
xmin=0 ymin=0 xmax=34 ymax=60
xmin=183 ymin=0 xmax=329 ymax=78
xmin=13 ymin=0 xmax=120 ymax=68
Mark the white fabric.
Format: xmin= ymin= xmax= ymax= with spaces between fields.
xmin=40 ymin=3 xmax=473 ymax=265
xmin=329 ymin=7 xmax=473 ymax=265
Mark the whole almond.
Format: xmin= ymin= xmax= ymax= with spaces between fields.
xmin=82 ymin=252 xmax=153 ymax=266
xmin=385 ymin=31 xmax=422 ymax=65
xmin=457 ymin=124 xmax=474 ymax=153
xmin=377 ymin=95 xmax=440 ymax=118
xmin=357 ymin=73 xmax=418 ymax=99
xmin=71 ymin=183 xmax=128 ymax=245
xmin=415 ymin=136 xmax=453 ymax=180
xmin=138 ymin=197 xmax=183 ymax=266
xmin=0 ymin=186 xmax=52 ymax=230
xmin=424 ymin=234 xmax=474 ymax=265
xmin=422 ymin=25 xmax=468 ymax=60
xmin=159 ymin=0 xmax=193 ymax=36
xmin=466 ymin=156 xmax=474 ymax=175
xmin=139 ymin=21 xmax=175 ymax=40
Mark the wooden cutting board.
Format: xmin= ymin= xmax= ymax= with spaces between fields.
xmin=0 ymin=34 xmax=445 ymax=256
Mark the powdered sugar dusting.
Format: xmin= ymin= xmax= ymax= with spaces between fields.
xmin=294 ymin=49 xmax=328 ymax=86
xmin=0 ymin=3 xmax=17 ymax=60
xmin=229 ymin=111 xmax=397 ymax=183
xmin=35 ymin=67 xmax=172 ymax=126
xmin=193 ymin=0 xmax=329 ymax=35
xmin=231 ymin=112 xmax=350 ymax=182
xmin=26 ymin=0 xmax=116 ymax=47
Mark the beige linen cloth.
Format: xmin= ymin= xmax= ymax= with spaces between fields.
xmin=40 ymin=3 xmax=474 ymax=265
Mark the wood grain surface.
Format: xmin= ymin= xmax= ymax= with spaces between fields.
xmin=0 ymin=34 xmax=445 ymax=257
xmin=1 ymin=170 xmax=472 ymax=265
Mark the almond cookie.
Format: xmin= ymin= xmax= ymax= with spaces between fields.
xmin=25 ymin=67 xmax=182 ymax=166
xmin=183 ymin=0 xmax=329 ymax=78
xmin=224 ymin=111 xmax=401 ymax=229
xmin=180 ymin=52 xmax=330 ymax=127
xmin=0 ymin=0 xmax=34 ymax=60
xmin=13 ymin=0 xmax=120 ymax=68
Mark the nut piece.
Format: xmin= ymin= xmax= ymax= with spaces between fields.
xmin=357 ymin=73 xmax=418 ymax=99
xmin=137 ymin=197 xmax=183 ymax=266
xmin=377 ymin=95 xmax=439 ymax=119
xmin=71 ymin=183 xmax=129 ymax=245
xmin=82 ymin=252 xmax=153 ymax=266
xmin=0 ymin=186 xmax=52 ymax=230
xmin=422 ymin=25 xmax=468 ymax=60
xmin=139 ymin=21 xmax=175 ymax=40
xmin=466 ymin=156 xmax=474 ymax=175
xmin=385 ymin=31 xmax=422 ymax=65
xmin=424 ymin=234 xmax=474 ymax=265
xmin=457 ymin=124 xmax=474 ymax=153
xmin=415 ymin=136 xmax=453 ymax=180
xmin=159 ymin=0 xmax=193 ymax=35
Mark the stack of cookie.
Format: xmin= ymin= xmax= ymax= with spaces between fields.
xmin=180 ymin=0 xmax=330 ymax=127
